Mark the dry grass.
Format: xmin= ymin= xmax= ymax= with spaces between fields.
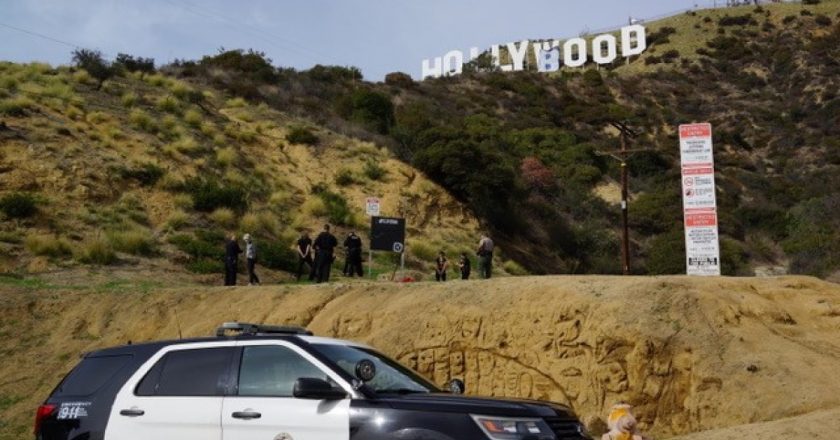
xmin=75 ymin=235 xmax=117 ymax=265
xmin=107 ymin=228 xmax=156 ymax=256
xmin=209 ymin=207 xmax=237 ymax=227
xmin=215 ymin=147 xmax=237 ymax=167
xmin=164 ymin=209 xmax=190 ymax=231
xmin=24 ymin=234 xmax=72 ymax=257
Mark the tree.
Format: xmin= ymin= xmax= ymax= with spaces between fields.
xmin=71 ymin=49 xmax=113 ymax=90
xmin=114 ymin=53 xmax=155 ymax=78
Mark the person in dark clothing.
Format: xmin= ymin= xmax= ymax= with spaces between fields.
xmin=435 ymin=251 xmax=448 ymax=282
xmin=224 ymin=233 xmax=242 ymax=286
xmin=477 ymin=234 xmax=494 ymax=279
xmin=313 ymin=224 xmax=338 ymax=283
xmin=343 ymin=231 xmax=364 ymax=277
xmin=458 ymin=252 xmax=471 ymax=280
xmin=296 ymin=231 xmax=315 ymax=281
xmin=243 ymin=233 xmax=260 ymax=286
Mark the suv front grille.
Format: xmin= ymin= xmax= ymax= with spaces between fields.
xmin=543 ymin=416 xmax=588 ymax=439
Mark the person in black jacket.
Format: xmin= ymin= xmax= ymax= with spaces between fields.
xmin=296 ymin=231 xmax=315 ymax=281
xmin=458 ymin=252 xmax=471 ymax=280
xmin=224 ymin=233 xmax=242 ymax=286
xmin=313 ymin=224 xmax=338 ymax=283
xmin=343 ymin=231 xmax=364 ymax=277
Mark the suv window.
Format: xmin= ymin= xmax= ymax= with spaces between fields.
xmin=54 ymin=354 xmax=132 ymax=397
xmin=238 ymin=345 xmax=328 ymax=397
xmin=137 ymin=347 xmax=235 ymax=396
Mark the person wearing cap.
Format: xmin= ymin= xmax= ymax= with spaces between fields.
xmin=224 ymin=233 xmax=242 ymax=286
xmin=243 ymin=233 xmax=260 ymax=286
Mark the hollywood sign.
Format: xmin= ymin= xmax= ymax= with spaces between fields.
xmin=421 ymin=25 xmax=647 ymax=79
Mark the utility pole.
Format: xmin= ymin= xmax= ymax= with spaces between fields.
xmin=596 ymin=121 xmax=651 ymax=275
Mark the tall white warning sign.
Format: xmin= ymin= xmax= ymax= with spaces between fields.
xmin=679 ymin=123 xmax=721 ymax=276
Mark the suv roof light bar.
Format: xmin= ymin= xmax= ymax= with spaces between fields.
xmin=216 ymin=322 xmax=314 ymax=337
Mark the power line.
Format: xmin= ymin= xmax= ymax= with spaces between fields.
xmin=179 ymin=0 xmax=334 ymax=62
xmin=0 ymin=21 xmax=82 ymax=50
xmin=165 ymin=0 xmax=333 ymax=65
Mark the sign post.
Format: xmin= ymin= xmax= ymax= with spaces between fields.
xmin=365 ymin=197 xmax=381 ymax=217
xmin=679 ymin=123 xmax=721 ymax=276
xmin=370 ymin=216 xmax=406 ymax=281
xmin=365 ymin=197 xmax=381 ymax=279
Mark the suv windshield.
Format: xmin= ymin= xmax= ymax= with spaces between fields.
xmin=312 ymin=344 xmax=437 ymax=394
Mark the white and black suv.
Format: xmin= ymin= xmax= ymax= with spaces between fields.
xmin=35 ymin=322 xmax=591 ymax=440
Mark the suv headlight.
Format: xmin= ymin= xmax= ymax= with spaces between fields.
xmin=471 ymin=415 xmax=555 ymax=439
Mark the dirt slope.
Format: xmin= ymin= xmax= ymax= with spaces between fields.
xmin=1 ymin=275 xmax=839 ymax=439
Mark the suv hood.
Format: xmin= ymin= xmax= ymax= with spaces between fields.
xmin=373 ymin=393 xmax=577 ymax=419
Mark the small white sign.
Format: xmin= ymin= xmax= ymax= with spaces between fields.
xmin=365 ymin=197 xmax=381 ymax=217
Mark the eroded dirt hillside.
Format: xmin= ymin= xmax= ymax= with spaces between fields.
xmin=1 ymin=275 xmax=839 ymax=439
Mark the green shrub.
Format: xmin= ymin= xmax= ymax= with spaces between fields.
xmin=336 ymin=89 xmax=395 ymax=134
xmin=315 ymin=189 xmax=353 ymax=226
xmin=76 ymin=236 xmax=117 ymax=265
xmin=260 ymin=241 xmax=298 ymax=272
xmin=409 ymin=240 xmax=437 ymax=261
xmin=71 ymin=48 xmax=113 ymax=89
xmin=503 ymin=260 xmax=529 ymax=276
xmin=118 ymin=163 xmax=165 ymax=186
xmin=646 ymin=229 xmax=686 ymax=274
xmin=209 ymin=207 xmax=237 ymax=227
xmin=169 ymin=231 xmax=224 ymax=259
xmin=814 ymin=15 xmax=832 ymax=26
xmin=0 ymin=192 xmax=37 ymax=218
xmin=129 ymin=109 xmax=157 ymax=132
xmin=286 ymin=126 xmax=319 ymax=145
xmin=363 ymin=160 xmax=387 ymax=181
xmin=184 ymin=179 xmax=248 ymax=213
xmin=225 ymin=97 xmax=247 ymax=108
xmin=25 ymin=234 xmax=72 ymax=257
xmin=186 ymin=259 xmax=224 ymax=274
xmin=0 ymin=96 xmax=35 ymax=116
xmin=107 ymin=229 xmax=156 ymax=256
xmin=156 ymin=95 xmax=181 ymax=114
xmin=335 ymin=168 xmax=357 ymax=186
xmin=184 ymin=108 xmax=203 ymax=128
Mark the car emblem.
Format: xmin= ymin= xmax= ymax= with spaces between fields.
xmin=274 ymin=433 xmax=293 ymax=440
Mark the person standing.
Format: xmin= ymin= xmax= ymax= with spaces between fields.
xmin=435 ymin=251 xmax=449 ymax=282
xmin=477 ymin=234 xmax=494 ymax=279
xmin=224 ymin=233 xmax=242 ymax=286
xmin=458 ymin=252 xmax=471 ymax=280
xmin=344 ymin=231 xmax=364 ymax=277
xmin=296 ymin=231 xmax=315 ymax=281
xmin=243 ymin=233 xmax=260 ymax=286
xmin=313 ymin=224 xmax=338 ymax=283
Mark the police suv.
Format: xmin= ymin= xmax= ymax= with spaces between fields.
xmin=35 ymin=322 xmax=591 ymax=440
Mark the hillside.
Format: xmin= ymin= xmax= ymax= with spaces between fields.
xmin=0 ymin=62 xmax=523 ymax=281
xmin=3 ymin=1 xmax=840 ymax=279
xmin=2 ymin=275 xmax=840 ymax=439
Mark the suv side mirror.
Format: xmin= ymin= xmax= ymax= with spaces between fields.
xmin=293 ymin=378 xmax=348 ymax=400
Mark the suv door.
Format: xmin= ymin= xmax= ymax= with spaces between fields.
xmin=106 ymin=343 xmax=236 ymax=440
xmin=222 ymin=341 xmax=352 ymax=440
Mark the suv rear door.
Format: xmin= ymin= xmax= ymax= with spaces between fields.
xmin=106 ymin=342 xmax=236 ymax=440
xmin=222 ymin=340 xmax=352 ymax=440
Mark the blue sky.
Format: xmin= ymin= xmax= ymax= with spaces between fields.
xmin=0 ymin=0 xmax=710 ymax=80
